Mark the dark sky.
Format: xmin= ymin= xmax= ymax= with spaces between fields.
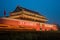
xmin=0 ymin=0 xmax=60 ymax=25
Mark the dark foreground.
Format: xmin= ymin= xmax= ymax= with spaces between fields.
xmin=0 ymin=31 xmax=60 ymax=40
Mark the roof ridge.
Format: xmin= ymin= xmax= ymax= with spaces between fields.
xmin=11 ymin=6 xmax=45 ymax=17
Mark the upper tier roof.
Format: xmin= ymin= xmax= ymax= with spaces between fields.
xmin=11 ymin=6 xmax=43 ymax=16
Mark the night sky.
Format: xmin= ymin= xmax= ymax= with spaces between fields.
xmin=0 ymin=0 xmax=60 ymax=25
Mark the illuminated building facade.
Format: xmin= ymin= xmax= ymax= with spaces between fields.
xmin=0 ymin=6 xmax=58 ymax=31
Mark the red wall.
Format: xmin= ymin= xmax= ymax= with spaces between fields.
xmin=0 ymin=18 xmax=40 ymax=31
xmin=0 ymin=18 xmax=58 ymax=31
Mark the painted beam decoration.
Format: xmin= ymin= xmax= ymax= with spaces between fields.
xmin=0 ymin=18 xmax=58 ymax=31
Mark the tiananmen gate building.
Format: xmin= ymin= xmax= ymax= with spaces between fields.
xmin=0 ymin=6 xmax=58 ymax=31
